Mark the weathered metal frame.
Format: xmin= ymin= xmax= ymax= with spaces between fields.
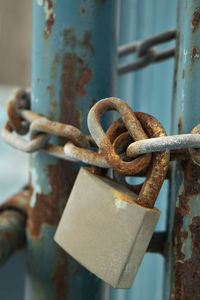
xmin=1 ymin=0 xmax=200 ymax=299
xmin=25 ymin=1 xmax=118 ymax=299
xmin=165 ymin=1 xmax=200 ymax=299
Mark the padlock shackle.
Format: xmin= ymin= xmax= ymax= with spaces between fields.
xmin=88 ymin=98 xmax=151 ymax=175
xmin=136 ymin=112 xmax=169 ymax=207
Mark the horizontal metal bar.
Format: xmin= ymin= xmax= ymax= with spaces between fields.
xmin=147 ymin=231 xmax=168 ymax=256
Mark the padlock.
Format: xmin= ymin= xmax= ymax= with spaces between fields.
xmin=54 ymin=98 xmax=169 ymax=288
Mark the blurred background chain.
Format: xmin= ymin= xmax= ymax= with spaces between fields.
xmin=118 ymin=29 xmax=176 ymax=75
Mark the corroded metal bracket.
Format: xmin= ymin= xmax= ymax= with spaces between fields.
xmin=0 ymin=188 xmax=29 ymax=266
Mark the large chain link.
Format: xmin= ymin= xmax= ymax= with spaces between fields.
xmin=1 ymin=89 xmax=200 ymax=176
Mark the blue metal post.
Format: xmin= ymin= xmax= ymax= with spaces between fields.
xmin=27 ymin=1 xmax=118 ymax=299
xmin=166 ymin=1 xmax=200 ymax=299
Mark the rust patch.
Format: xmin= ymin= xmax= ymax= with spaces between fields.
xmin=77 ymin=68 xmax=93 ymax=97
xmin=173 ymin=160 xmax=200 ymax=299
xmin=191 ymin=47 xmax=200 ymax=62
xmin=46 ymin=0 xmax=53 ymax=9
xmin=111 ymin=189 xmax=133 ymax=204
xmin=192 ymin=47 xmax=197 ymax=59
xmin=182 ymin=69 xmax=185 ymax=80
xmin=182 ymin=230 xmax=188 ymax=240
xmin=28 ymin=163 xmax=77 ymax=237
xmin=7 ymin=100 xmax=22 ymax=134
xmin=173 ymin=216 xmax=200 ymax=299
xmin=48 ymin=54 xmax=60 ymax=119
xmin=80 ymin=32 xmax=94 ymax=54
xmin=52 ymin=247 xmax=68 ymax=299
xmin=29 ymin=53 xmax=93 ymax=236
xmin=51 ymin=54 xmax=60 ymax=79
xmin=47 ymin=85 xmax=53 ymax=92
xmin=192 ymin=7 xmax=200 ymax=30
xmin=61 ymin=28 xmax=94 ymax=57
xmin=173 ymin=197 xmax=190 ymax=261
xmin=44 ymin=13 xmax=55 ymax=37
xmin=97 ymin=0 xmax=106 ymax=5
xmin=189 ymin=124 xmax=200 ymax=166
xmin=36 ymin=77 xmax=40 ymax=83
xmin=77 ymin=57 xmax=84 ymax=65
xmin=61 ymin=27 xmax=77 ymax=48
xmin=44 ymin=0 xmax=55 ymax=37
xmin=81 ymin=6 xmax=86 ymax=14
xmin=60 ymin=53 xmax=86 ymax=126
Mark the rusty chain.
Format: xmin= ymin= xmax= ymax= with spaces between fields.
xmin=118 ymin=28 xmax=176 ymax=75
xmin=1 ymin=89 xmax=200 ymax=176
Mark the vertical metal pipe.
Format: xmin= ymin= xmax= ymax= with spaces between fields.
xmin=113 ymin=1 xmax=177 ymax=300
xmin=26 ymin=1 xmax=118 ymax=299
xmin=166 ymin=1 xmax=200 ymax=299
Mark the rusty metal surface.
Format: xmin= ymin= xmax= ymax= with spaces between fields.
xmin=25 ymin=0 xmax=118 ymax=299
xmin=43 ymin=0 xmax=55 ymax=38
xmin=171 ymin=160 xmax=200 ymax=299
xmin=166 ymin=1 xmax=200 ymax=299
xmin=189 ymin=124 xmax=200 ymax=166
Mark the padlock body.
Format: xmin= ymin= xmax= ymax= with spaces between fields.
xmin=54 ymin=167 xmax=161 ymax=288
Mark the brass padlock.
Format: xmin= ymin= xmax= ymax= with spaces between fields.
xmin=54 ymin=98 xmax=169 ymax=288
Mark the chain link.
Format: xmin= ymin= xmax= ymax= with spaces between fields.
xmin=1 ymin=89 xmax=200 ymax=175
xmin=118 ymin=29 xmax=176 ymax=75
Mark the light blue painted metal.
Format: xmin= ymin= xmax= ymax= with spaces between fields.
xmin=110 ymin=0 xmax=177 ymax=299
xmin=28 ymin=1 xmax=118 ymax=299
xmin=165 ymin=1 xmax=200 ymax=299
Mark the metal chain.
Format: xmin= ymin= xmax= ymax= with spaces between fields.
xmin=118 ymin=28 xmax=176 ymax=75
xmin=1 ymin=89 xmax=200 ymax=175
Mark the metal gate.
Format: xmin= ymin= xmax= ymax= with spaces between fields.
xmin=0 ymin=1 xmax=200 ymax=299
